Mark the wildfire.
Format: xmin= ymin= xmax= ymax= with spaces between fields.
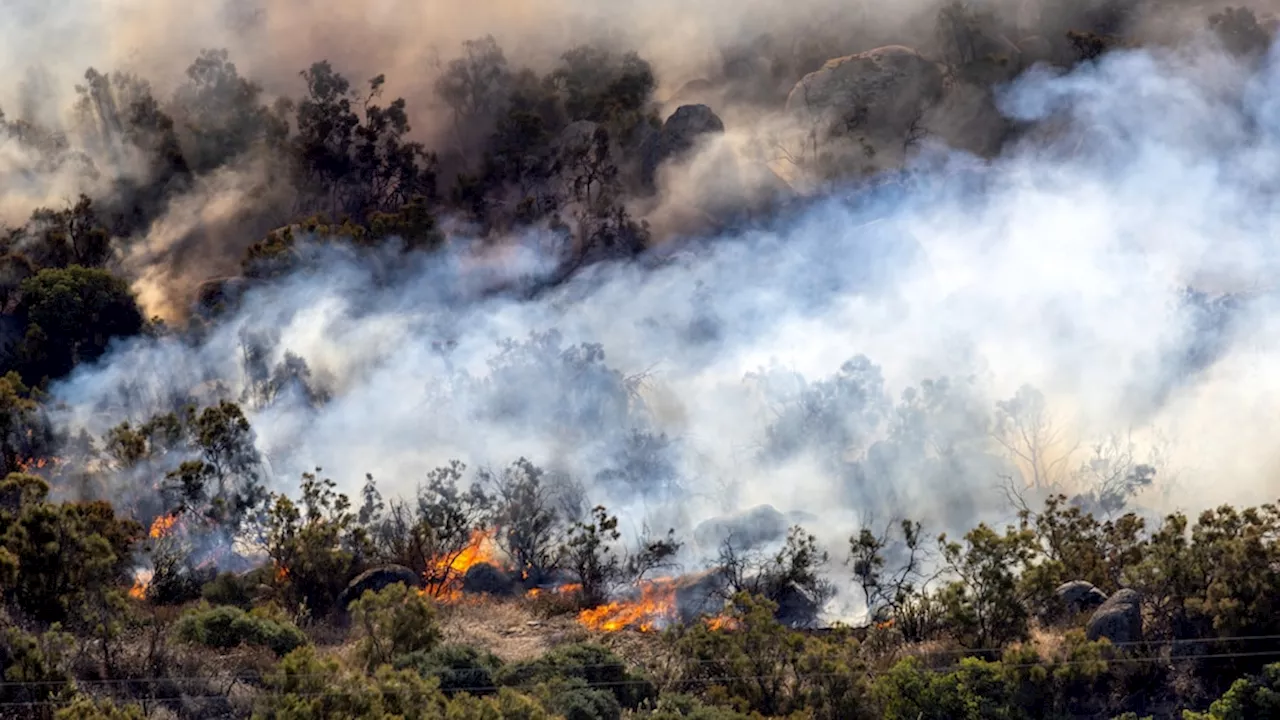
xmin=441 ymin=529 xmax=501 ymax=575
xmin=577 ymin=579 xmax=678 ymax=633
xmin=149 ymin=514 xmax=178 ymax=539
xmin=128 ymin=569 xmax=153 ymax=600
xmin=527 ymin=583 xmax=582 ymax=599
xmin=704 ymin=615 xmax=740 ymax=631
xmin=15 ymin=456 xmax=63 ymax=473
xmin=423 ymin=528 xmax=503 ymax=600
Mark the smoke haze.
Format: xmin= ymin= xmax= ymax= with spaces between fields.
xmin=37 ymin=37 xmax=1280 ymax=617
xmin=9 ymin=0 xmax=1280 ymax=622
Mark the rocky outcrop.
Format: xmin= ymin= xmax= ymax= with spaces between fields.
xmin=337 ymin=565 xmax=422 ymax=609
xmin=641 ymin=104 xmax=726 ymax=189
xmin=771 ymin=582 xmax=825 ymax=629
xmin=1086 ymin=588 xmax=1143 ymax=644
xmin=665 ymin=79 xmax=720 ymax=109
xmin=694 ymin=504 xmax=790 ymax=553
xmin=674 ymin=569 xmax=729 ymax=624
xmin=1053 ymin=580 xmax=1109 ymax=620
xmin=194 ymin=275 xmax=257 ymax=317
xmin=785 ymin=46 xmax=944 ymax=154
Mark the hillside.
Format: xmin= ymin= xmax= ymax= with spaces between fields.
xmin=5 ymin=0 xmax=1280 ymax=718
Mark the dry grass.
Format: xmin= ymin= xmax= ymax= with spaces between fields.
xmin=1029 ymin=625 xmax=1068 ymax=659
xmin=436 ymin=596 xmax=590 ymax=663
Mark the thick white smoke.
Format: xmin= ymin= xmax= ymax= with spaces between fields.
xmin=44 ymin=40 xmax=1280 ymax=619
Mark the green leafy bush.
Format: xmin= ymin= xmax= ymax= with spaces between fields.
xmin=173 ymin=604 xmax=307 ymax=656
xmin=498 ymin=642 xmax=654 ymax=709
xmin=395 ymin=644 xmax=503 ymax=696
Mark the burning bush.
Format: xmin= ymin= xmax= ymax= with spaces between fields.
xmin=265 ymin=469 xmax=367 ymax=617
xmin=563 ymin=505 xmax=682 ymax=608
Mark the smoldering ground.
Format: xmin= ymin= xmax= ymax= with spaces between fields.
xmin=37 ymin=32 xmax=1280 ymax=620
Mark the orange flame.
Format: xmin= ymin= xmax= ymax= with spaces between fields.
xmin=423 ymin=528 xmax=504 ymax=600
xmin=578 ymin=579 xmax=678 ymax=633
xmin=129 ymin=569 xmax=153 ymax=600
xmin=705 ymin=615 xmax=740 ymax=631
xmin=15 ymin=456 xmax=63 ymax=473
xmin=441 ymin=529 xmax=501 ymax=575
xmin=275 ymin=564 xmax=289 ymax=583
xmin=527 ymin=583 xmax=582 ymax=599
xmin=149 ymin=514 xmax=178 ymax=539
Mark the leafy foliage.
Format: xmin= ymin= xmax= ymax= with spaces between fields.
xmin=349 ymin=582 xmax=442 ymax=671
xmin=173 ymin=604 xmax=307 ymax=656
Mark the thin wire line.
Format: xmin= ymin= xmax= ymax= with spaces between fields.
xmin=3 ymin=630 xmax=1280 ymax=688
xmin=3 ymin=644 xmax=1280 ymax=708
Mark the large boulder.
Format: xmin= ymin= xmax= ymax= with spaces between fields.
xmin=1052 ymin=580 xmax=1109 ymax=620
xmin=785 ymin=46 xmax=945 ymax=158
xmin=771 ymin=582 xmax=825 ymax=629
xmin=665 ymin=79 xmax=720 ymax=109
xmin=641 ymin=104 xmax=726 ymax=189
xmin=461 ymin=562 xmax=519 ymax=597
xmin=194 ymin=275 xmax=257 ymax=317
xmin=338 ymin=565 xmax=422 ymax=609
xmin=674 ymin=570 xmax=729 ymax=624
xmin=694 ymin=504 xmax=790 ymax=553
xmin=1086 ymin=588 xmax=1143 ymax=644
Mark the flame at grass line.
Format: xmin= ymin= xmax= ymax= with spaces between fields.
xmin=527 ymin=583 xmax=582 ymax=598
xmin=703 ymin=615 xmax=740 ymax=631
xmin=577 ymin=579 xmax=680 ymax=632
xmin=576 ymin=578 xmax=738 ymax=633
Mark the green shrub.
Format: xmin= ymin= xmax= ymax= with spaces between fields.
xmin=54 ymin=696 xmax=146 ymax=720
xmin=637 ymin=694 xmax=756 ymax=719
xmin=349 ymin=582 xmax=441 ymax=670
xmin=395 ymin=644 xmax=502 ymax=696
xmin=498 ymin=642 xmax=653 ymax=709
xmin=1184 ymin=662 xmax=1280 ymax=719
xmin=202 ymin=571 xmax=256 ymax=608
xmin=543 ymin=678 xmax=623 ymax=720
xmin=173 ymin=604 xmax=307 ymax=656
